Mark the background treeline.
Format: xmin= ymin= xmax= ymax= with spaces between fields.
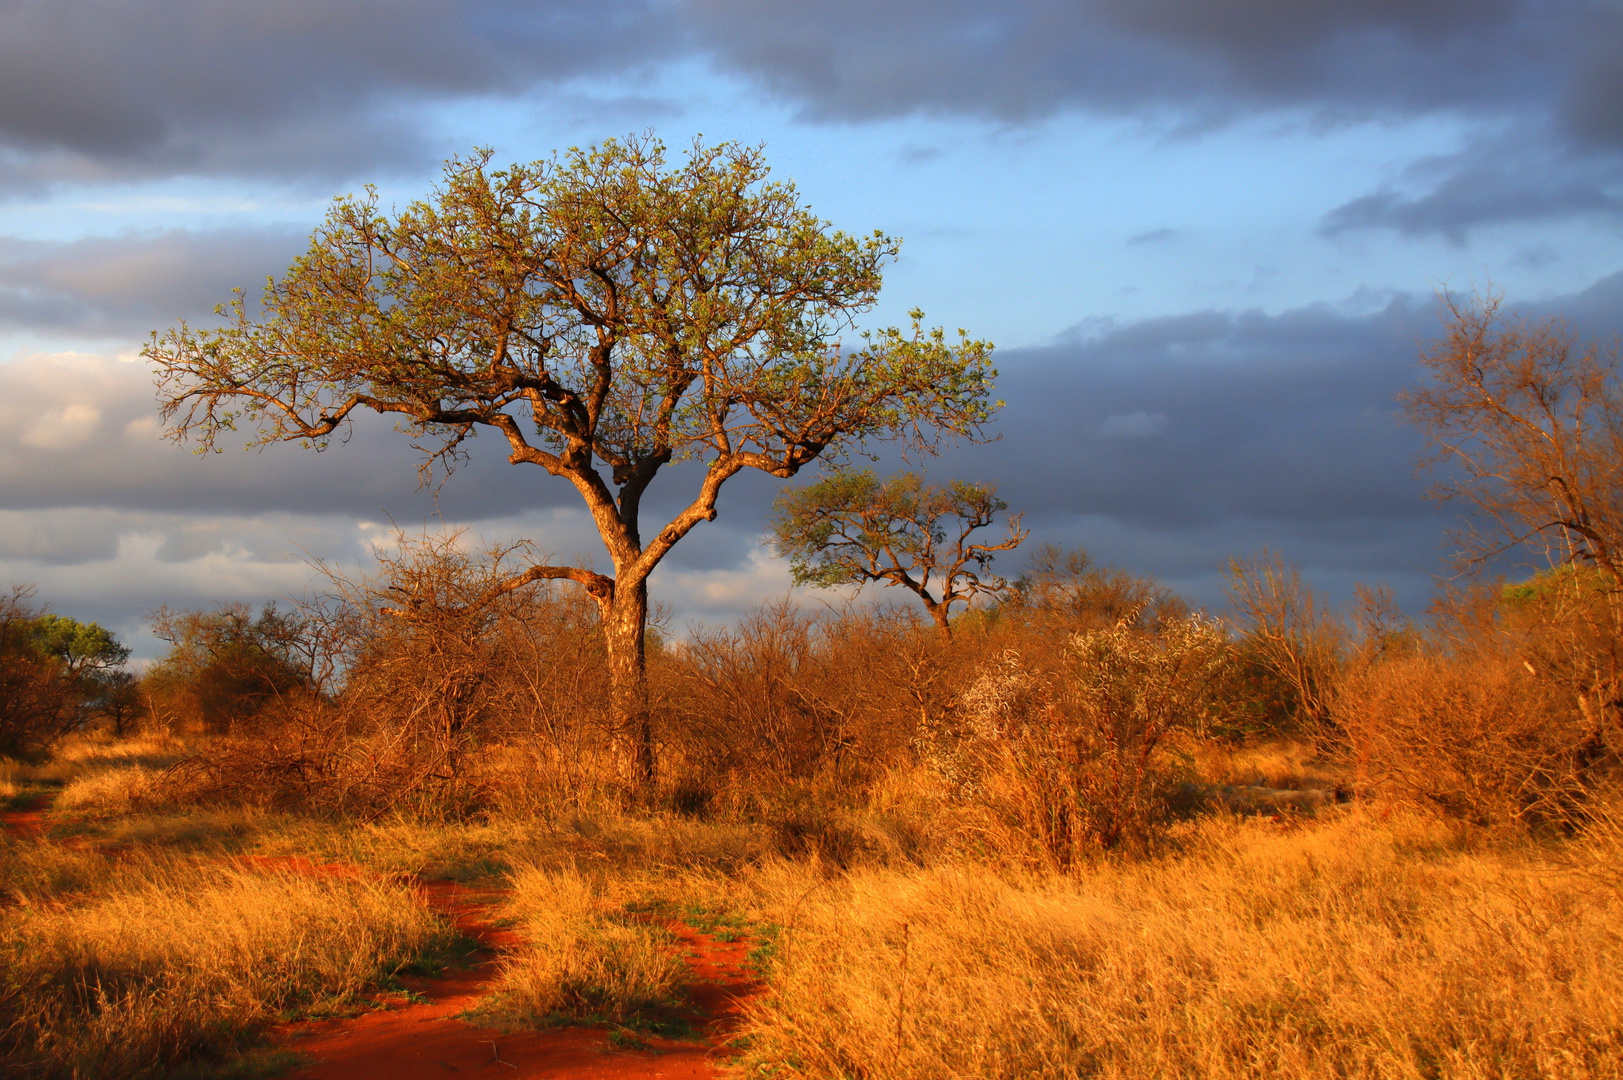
xmin=27 ymin=525 xmax=1613 ymax=862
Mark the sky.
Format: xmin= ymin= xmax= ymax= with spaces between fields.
xmin=1 ymin=0 xmax=1621 ymax=658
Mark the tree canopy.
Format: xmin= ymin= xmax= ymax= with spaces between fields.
xmin=770 ymin=469 xmax=1025 ymax=637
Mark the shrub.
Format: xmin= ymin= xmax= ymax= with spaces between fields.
xmin=1338 ymin=651 xmax=1592 ymax=828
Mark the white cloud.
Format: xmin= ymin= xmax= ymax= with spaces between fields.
xmin=21 ymin=402 xmax=102 ymax=448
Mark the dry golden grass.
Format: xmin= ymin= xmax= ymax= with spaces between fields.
xmin=0 ymin=852 xmax=457 ymax=1079
xmin=732 ymin=809 xmax=1623 ymax=1080
xmin=1183 ymin=736 xmax=1344 ymax=790
xmin=53 ymin=764 xmax=159 ymax=812
xmin=477 ymin=866 xmax=689 ymax=1028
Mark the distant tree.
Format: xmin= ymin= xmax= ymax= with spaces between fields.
xmin=0 ymin=586 xmax=75 ymax=755
xmin=0 ymin=589 xmax=133 ymax=753
xmin=770 ymin=469 xmax=1026 ymax=639
xmin=1223 ymin=550 xmax=1344 ymax=730
xmin=146 ymin=136 xmax=996 ymax=788
xmin=1013 ymin=544 xmax=1186 ymax=634
xmin=145 ymin=604 xmax=312 ymax=734
xmin=29 ymin=613 xmax=131 ymax=678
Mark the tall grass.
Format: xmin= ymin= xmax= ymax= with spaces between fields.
xmin=0 ymin=854 xmax=456 ymax=1079
xmin=478 ymin=867 xmax=689 ymax=1028
xmin=733 ymin=810 xmax=1623 ymax=1080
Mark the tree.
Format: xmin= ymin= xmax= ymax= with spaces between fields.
xmin=769 ymin=469 xmax=1025 ymax=638
xmin=1401 ymin=292 xmax=1623 ymax=752
xmin=29 ymin=613 xmax=131 ymax=679
xmin=0 ymin=589 xmax=133 ymax=753
xmin=1402 ymin=291 xmax=1623 ymax=580
xmin=145 ymin=604 xmax=312 ymax=734
xmin=1222 ymin=550 xmax=1343 ymax=729
xmin=146 ymin=136 xmax=996 ymax=787
xmin=1013 ymin=543 xmax=1185 ymax=634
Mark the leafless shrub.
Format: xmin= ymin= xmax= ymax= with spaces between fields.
xmin=1338 ymin=650 xmax=1594 ymax=828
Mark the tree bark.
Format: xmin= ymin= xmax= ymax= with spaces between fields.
xmin=598 ymin=577 xmax=655 ymax=796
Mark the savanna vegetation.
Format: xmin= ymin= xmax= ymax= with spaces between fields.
xmin=4 ymin=135 xmax=1621 ymax=1079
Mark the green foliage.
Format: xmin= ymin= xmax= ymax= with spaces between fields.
xmin=28 ymin=615 xmax=131 ymax=676
xmin=770 ymin=468 xmax=1024 ymax=632
xmin=0 ymin=588 xmax=133 ymax=756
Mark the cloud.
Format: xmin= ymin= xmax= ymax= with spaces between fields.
xmin=1097 ymin=410 xmax=1169 ymax=438
xmin=0 ymin=228 xmax=308 ymax=336
xmin=1322 ymin=133 xmax=1623 ymax=242
xmin=0 ymin=0 xmax=668 ymax=186
xmin=7 ymin=272 xmax=1623 ymax=646
xmin=685 ymin=0 xmax=1559 ymax=124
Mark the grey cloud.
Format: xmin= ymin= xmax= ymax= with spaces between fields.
xmin=1127 ymin=228 xmax=1181 ymax=246
xmin=1322 ymin=134 xmax=1623 ymax=241
xmin=7 ymin=272 xmax=1623 ymax=645
xmin=0 ymin=228 xmax=308 ymax=336
xmin=685 ymin=0 xmax=1560 ymax=123
xmin=0 ymin=0 xmax=667 ymax=184
xmin=0 ymin=0 xmax=1615 ymax=208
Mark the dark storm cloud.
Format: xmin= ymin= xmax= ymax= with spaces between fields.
xmin=681 ymin=0 xmax=1620 ymax=241
xmin=940 ymin=295 xmax=1438 ymax=530
xmin=0 ymin=1 xmax=1609 ymax=172
xmin=0 ymin=0 xmax=666 ymax=184
xmin=684 ymin=0 xmax=1558 ymax=124
xmin=0 ymin=227 xmax=307 ymax=336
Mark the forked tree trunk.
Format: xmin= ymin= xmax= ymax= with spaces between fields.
xmin=599 ymin=578 xmax=655 ymax=796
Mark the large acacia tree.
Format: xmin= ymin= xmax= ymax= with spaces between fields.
xmin=147 ymin=136 xmax=996 ymax=786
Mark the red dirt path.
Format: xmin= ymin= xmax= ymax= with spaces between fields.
xmin=2 ymin=798 xmax=764 ymax=1079
xmin=1 ymin=793 xmax=51 ymax=839
xmin=278 ymin=881 xmax=762 ymax=1080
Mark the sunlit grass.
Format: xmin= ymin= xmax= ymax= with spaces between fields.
xmin=731 ymin=809 xmax=1623 ymax=1080
xmin=0 ymin=851 xmax=458 ymax=1079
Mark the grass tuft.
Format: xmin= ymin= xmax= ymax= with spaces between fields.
xmin=474 ymin=867 xmax=690 ymax=1029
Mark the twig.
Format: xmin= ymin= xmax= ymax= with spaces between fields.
xmin=895 ymin=921 xmax=910 ymax=1049
xmin=480 ymin=1040 xmax=517 ymax=1069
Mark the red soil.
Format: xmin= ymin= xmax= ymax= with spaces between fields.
xmin=277 ymin=882 xmax=763 ymax=1080
xmin=0 ymin=793 xmax=51 ymax=839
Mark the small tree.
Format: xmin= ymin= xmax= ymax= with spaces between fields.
xmin=1014 ymin=543 xmax=1185 ymax=634
xmin=1223 ymin=550 xmax=1344 ymax=730
xmin=147 ymin=136 xmax=996 ymax=787
xmin=770 ymin=469 xmax=1026 ymax=638
xmin=145 ymin=604 xmax=312 ymax=734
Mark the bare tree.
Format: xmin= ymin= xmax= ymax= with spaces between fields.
xmin=769 ymin=469 xmax=1026 ymax=639
xmin=1403 ymin=291 xmax=1623 ymax=579
xmin=1223 ymin=550 xmax=1344 ymax=729
xmin=146 ymin=136 xmax=996 ymax=789
xmin=1402 ymin=292 xmax=1623 ymax=756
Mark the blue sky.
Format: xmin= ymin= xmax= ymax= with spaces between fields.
xmin=1 ymin=0 xmax=1620 ymax=656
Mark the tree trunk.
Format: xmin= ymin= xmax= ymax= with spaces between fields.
xmin=600 ymin=578 xmax=655 ymax=796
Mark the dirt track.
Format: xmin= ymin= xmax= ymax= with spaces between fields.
xmin=1 ymin=799 xmax=762 ymax=1080
xmin=279 ymin=881 xmax=760 ymax=1080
